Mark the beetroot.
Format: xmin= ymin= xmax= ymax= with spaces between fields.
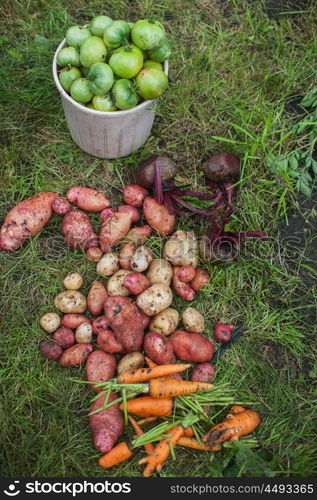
xmin=204 ymin=153 xmax=240 ymax=184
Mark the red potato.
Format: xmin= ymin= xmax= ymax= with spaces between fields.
xmin=178 ymin=265 xmax=196 ymax=283
xmin=0 ymin=191 xmax=57 ymax=251
xmin=99 ymin=212 xmax=132 ymax=253
xmin=143 ymin=197 xmax=175 ymax=236
xmin=87 ymin=281 xmax=108 ymax=316
xmin=52 ymin=197 xmax=71 ymax=215
xmin=62 ymin=313 xmax=90 ymax=329
xmin=214 ymin=323 xmax=234 ymax=343
xmin=52 ymin=327 xmax=75 ymax=349
xmin=118 ymin=205 xmax=140 ymax=223
xmin=97 ymin=329 xmax=124 ymax=354
xmin=62 ymin=210 xmax=97 ymax=250
xmin=66 ymin=186 xmax=110 ymax=212
xmin=59 ymin=343 xmax=93 ymax=367
xmin=119 ymin=242 xmax=135 ymax=270
xmin=123 ymin=272 xmax=150 ymax=295
xmin=172 ymin=267 xmax=195 ymax=301
xmin=92 ymin=315 xmax=110 ymax=335
xmin=171 ymin=330 xmax=214 ymax=363
xmin=144 ymin=332 xmax=176 ymax=365
xmin=190 ymin=268 xmax=210 ymax=292
xmin=191 ymin=363 xmax=215 ymax=383
xmin=39 ymin=340 xmax=62 ymax=360
xmin=86 ymin=350 xmax=117 ymax=392
xmin=85 ymin=247 xmax=103 ymax=262
xmin=100 ymin=207 xmax=116 ymax=222
xmin=123 ymin=184 xmax=148 ymax=207
xmin=104 ymin=296 xmax=144 ymax=352
xmin=89 ymin=392 xmax=124 ymax=453
xmin=139 ymin=310 xmax=151 ymax=330
xmin=125 ymin=226 xmax=152 ymax=246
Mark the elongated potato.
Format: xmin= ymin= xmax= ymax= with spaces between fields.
xmin=86 ymin=350 xmax=117 ymax=392
xmin=87 ymin=280 xmax=108 ymax=315
xmin=62 ymin=313 xmax=90 ymax=329
xmin=146 ymin=258 xmax=172 ymax=286
xmin=96 ymin=252 xmax=119 ymax=277
xmin=59 ymin=343 xmax=93 ymax=366
xmin=0 ymin=191 xmax=57 ymax=251
xmin=163 ymin=230 xmax=199 ymax=267
xmin=107 ymin=269 xmax=131 ymax=296
xmin=171 ymin=330 xmax=213 ymax=362
xmin=67 ymin=186 xmax=110 ymax=212
xmin=182 ymin=307 xmax=205 ymax=333
xmin=172 ymin=267 xmax=195 ymax=301
xmin=136 ymin=283 xmax=173 ymax=317
xmin=143 ymin=197 xmax=175 ymax=235
xmin=123 ymin=184 xmax=148 ymax=207
xmin=149 ymin=308 xmax=179 ymax=336
xmin=99 ymin=212 xmax=132 ymax=252
xmin=89 ymin=392 xmax=124 ymax=453
xmin=54 ymin=290 xmax=87 ymax=313
xmin=117 ymin=352 xmax=144 ymax=374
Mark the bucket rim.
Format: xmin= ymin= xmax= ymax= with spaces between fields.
xmin=52 ymin=38 xmax=169 ymax=118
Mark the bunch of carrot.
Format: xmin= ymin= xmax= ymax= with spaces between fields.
xmin=95 ymin=360 xmax=229 ymax=476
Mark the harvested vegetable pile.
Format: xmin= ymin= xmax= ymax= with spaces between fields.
xmin=0 ymin=153 xmax=266 ymax=474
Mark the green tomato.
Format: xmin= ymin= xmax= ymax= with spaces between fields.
xmin=88 ymin=62 xmax=114 ymax=96
xmin=80 ymin=36 xmax=107 ymax=68
xmin=92 ymin=94 xmax=117 ymax=111
xmin=59 ymin=67 xmax=82 ymax=92
xmin=143 ymin=59 xmax=163 ymax=70
xmin=89 ymin=15 xmax=113 ymax=37
xmin=103 ymin=20 xmax=130 ymax=49
xmin=112 ymin=79 xmax=139 ymax=109
xmin=136 ymin=68 xmax=168 ymax=100
xmin=66 ymin=26 xmax=91 ymax=48
xmin=57 ymin=46 xmax=80 ymax=67
xmin=70 ymin=78 xmax=94 ymax=103
xmin=147 ymin=40 xmax=171 ymax=62
xmin=131 ymin=19 xmax=165 ymax=51
xmin=109 ymin=45 xmax=143 ymax=79
xmin=80 ymin=66 xmax=89 ymax=77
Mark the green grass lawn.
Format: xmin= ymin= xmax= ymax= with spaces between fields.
xmin=1 ymin=0 xmax=317 ymax=477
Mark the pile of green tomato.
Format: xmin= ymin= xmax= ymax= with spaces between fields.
xmin=56 ymin=15 xmax=170 ymax=111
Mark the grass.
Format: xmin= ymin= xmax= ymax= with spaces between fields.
xmin=0 ymin=0 xmax=317 ymax=478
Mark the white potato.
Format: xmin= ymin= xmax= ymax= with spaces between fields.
xmin=39 ymin=312 xmax=61 ymax=333
xmin=149 ymin=308 xmax=179 ymax=336
xmin=146 ymin=258 xmax=172 ymax=286
xmin=182 ymin=307 xmax=205 ymax=333
xmin=163 ymin=230 xmax=198 ymax=267
xmin=130 ymin=246 xmax=153 ymax=273
xmin=107 ymin=269 xmax=131 ymax=296
xmin=75 ymin=322 xmax=93 ymax=343
xmin=96 ymin=252 xmax=119 ymax=277
xmin=136 ymin=283 xmax=173 ymax=317
xmin=63 ymin=272 xmax=83 ymax=290
xmin=117 ymin=352 xmax=144 ymax=375
xmin=54 ymin=290 xmax=87 ymax=313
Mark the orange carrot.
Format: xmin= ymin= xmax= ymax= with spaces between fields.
xmin=183 ymin=426 xmax=194 ymax=437
xmin=177 ymin=436 xmax=221 ymax=451
xmin=98 ymin=441 xmax=132 ymax=468
xmin=120 ymin=396 xmax=173 ymax=417
xmin=139 ymin=424 xmax=185 ymax=477
xmin=117 ymin=363 xmax=190 ymax=384
xmin=202 ymin=406 xmax=261 ymax=446
xmin=128 ymin=416 xmax=154 ymax=455
xmin=145 ymin=356 xmax=157 ymax=369
xmin=149 ymin=377 xmax=213 ymax=398
xmin=137 ymin=416 xmax=158 ymax=426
